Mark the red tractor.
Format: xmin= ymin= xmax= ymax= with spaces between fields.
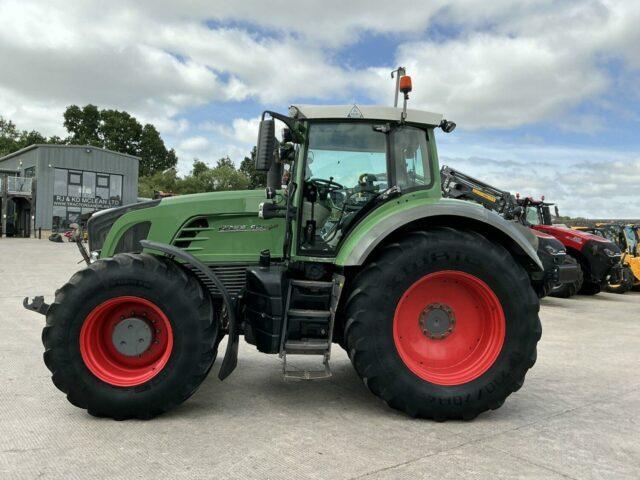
xmin=518 ymin=197 xmax=623 ymax=296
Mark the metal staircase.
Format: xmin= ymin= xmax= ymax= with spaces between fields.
xmin=279 ymin=275 xmax=345 ymax=379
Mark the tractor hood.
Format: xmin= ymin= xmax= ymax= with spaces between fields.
xmin=536 ymin=224 xmax=611 ymax=243
xmin=92 ymin=189 xmax=286 ymax=263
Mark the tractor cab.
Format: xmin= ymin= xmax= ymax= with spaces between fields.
xmin=256 ymin=104 xmax=452 ymax=259
xmin=517 ymin=196 xmax=554 ymax=227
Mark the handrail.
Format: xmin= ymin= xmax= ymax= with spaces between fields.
xmin=6 ymin=176 xmax=32 ymax=194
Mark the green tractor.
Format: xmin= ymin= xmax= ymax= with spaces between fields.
xmin=25 ymin=75 xmax=542 ymax=421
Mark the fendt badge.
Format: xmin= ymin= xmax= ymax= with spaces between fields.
xmin=218 ymin=224 xmax=277 ymax=233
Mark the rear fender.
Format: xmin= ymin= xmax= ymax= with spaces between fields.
xmin=336 ymin=200 xmax=543 ymax=271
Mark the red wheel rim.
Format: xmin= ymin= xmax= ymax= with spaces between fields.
xmin=80 ymin=296 xmax=174 ymax=387
xmin=393 ymin=271 xmax=505 ymax=386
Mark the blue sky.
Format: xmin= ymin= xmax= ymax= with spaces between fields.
xmin=0 ymin=1 xmax=638 ymax=217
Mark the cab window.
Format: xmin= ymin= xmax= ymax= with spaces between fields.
xmin=392 ymin=126 xmax=431 ymax=190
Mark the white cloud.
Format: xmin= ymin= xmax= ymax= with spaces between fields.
xmin=0 ymin=0 xmax=639 ymax=217
xmin=200 ymin=117 xmax=260 ymax=145
xmin=362 ymin=0 xmax=640 ymax=129
xmin=177 ymin=136 xmax=210 ymax=153
xmin=439 ymin=137 xmax=640 ymax=218
xmin=2 ymin=0 xmax=639 ymax=135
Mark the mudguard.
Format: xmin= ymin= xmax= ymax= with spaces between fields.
xmin=140 ymin=240 xmax=239 ymax=380
xmin=338 ymin=199 xmax=544 ymax=270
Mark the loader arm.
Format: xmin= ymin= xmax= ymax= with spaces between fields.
xmin=440 ymin=165 xmax=522 ymax=220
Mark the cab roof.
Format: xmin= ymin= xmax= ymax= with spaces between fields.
xmin=289 ymin=104 xmax=443 ymax=126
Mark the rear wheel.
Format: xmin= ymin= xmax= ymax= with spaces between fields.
xmin=549 ymin=256 xmax=583 ymax=298
xmin=42 ymin=253 xmax=219 ymax=419
xmin=344 ymin=228 xmax=540 ymax=420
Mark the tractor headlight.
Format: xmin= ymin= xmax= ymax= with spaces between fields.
xmin=603 ymin=248 xmax=620 ymax=258
xmin=544 ymin=244 xmax=560 ymax=255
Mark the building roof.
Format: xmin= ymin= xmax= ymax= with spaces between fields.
xmin=289 ymin=104 xmax=444 ymax=126
xmin=0 ymin=144 xmax=140 ymax=163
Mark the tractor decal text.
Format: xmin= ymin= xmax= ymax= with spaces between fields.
xmin=218 ymin=224 xmax=278 ymax=233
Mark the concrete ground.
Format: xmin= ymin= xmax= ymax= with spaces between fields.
xmin=0 ymin=238 xmax=638 ymax=480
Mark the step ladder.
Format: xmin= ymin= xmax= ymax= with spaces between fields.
xmin=279 ymin=275 xmax=345 ymax=379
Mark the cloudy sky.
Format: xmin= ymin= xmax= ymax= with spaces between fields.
xmin=1 ymin=0 xmax=639 ymax=217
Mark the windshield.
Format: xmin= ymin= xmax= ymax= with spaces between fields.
xmin=525 ymin=206 xmax=542 ymax=225
xmin=306 ymin=123 xmax=387 ymax=189
xmin=624 ymin=226 xmax=638 ymax=252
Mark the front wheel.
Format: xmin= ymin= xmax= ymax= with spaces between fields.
xmin=549 ymin=256 xmax=583 ymax=298
xmin=344 ymin=228 xmax=541 ymax=420
xmin=606 ymin=265 xmax=634 ymax=294
xmin=42 ymin=253 xmax=219 ymax=419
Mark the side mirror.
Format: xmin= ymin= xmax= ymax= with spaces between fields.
xmin=255 ymin=119 xmax=275 ymax=171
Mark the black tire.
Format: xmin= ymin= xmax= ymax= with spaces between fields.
xmin=343 ymin=228 xmax=541 ymax=421
xmin=42 ymin=253 xmax=219 ymax=420
xmin=579 ymin=280 xmax=602 ymax=295
xmin=549 ymin=256 xmax=583 ymax=298
xmin=606 ymin=265 xmax=634 ymax=294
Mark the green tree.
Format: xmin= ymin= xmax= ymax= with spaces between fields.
xmin=216 ymin=156 xmax=234 ymax=169
xmin=138 ymin=168 xmax=179 ymax=198
xmin=139 ymin=124 xmax=175 ymax=176
xmin=0 ymin=117 xmax=20 ymax=156
xmin=0 ymin=116 xmax=58 ymax=156
xmin=18 ymin=130 xmax=48 ymax=148
xmin=99 ymin=109 xmax=143 ymax=156
xmin=62 ymin=105 xmax=177 ymax=175
xmin=206 ymin=162 xmax=248 ymax=192
xmin=191 ymin=159 xmax=210 ymax=177
xmin=178 ymin=158 xmax=248 ymax=194
xmin=63 ymin=104 xmax=101 ymax=145
xmin=166 ymin=149 xmax=178 ymax=169
xmin=239 ymin=147 xmax=266 ymax=189
xmin=47 ymin=135 xmax=66 ymax=145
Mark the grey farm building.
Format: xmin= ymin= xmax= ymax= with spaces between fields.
xmin=0 ymin=145 xmax=139 ymax=237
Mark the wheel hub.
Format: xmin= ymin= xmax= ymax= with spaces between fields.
xmin=112 ymin=317 xmax=153 ymax=356
xmin=418 ymin=303 xmax=455 ymax=339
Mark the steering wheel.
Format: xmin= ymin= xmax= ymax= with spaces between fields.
xmin=309 ymin=178 xmax=344 ymax=191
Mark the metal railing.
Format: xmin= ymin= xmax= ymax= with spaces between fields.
xmin=6 ymin=176 xmax=32 ymax=195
